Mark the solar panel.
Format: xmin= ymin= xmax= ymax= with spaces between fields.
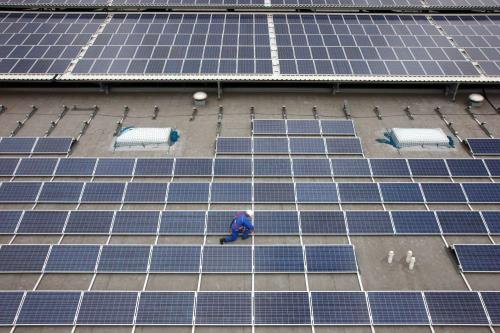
xmin=255 ymin=246 xmax=304 ymax=272
xmin=295 ymin=183 xmax=338 ymax=203
xmin=112 ymin=211 xmax=159 ymax=234
xmin=253 ymin=137 xmax=289 ymax=154
xmin=255 ymin=292 xmax=310 ymax=325
xmin=346 ymin=211 xmax=394 ymax=234
xmin=97 ymin=246 xmax=150 ymax=272
xmin=1 ymin=0 xmax=108 ymax=6
xmin=160 ymin=211 xmax=205 ymax=234
xmin=136 ymin=292 xmax=194 ymax=325
xmin=391 ymin=211 xmax=441 ymax=234
xmin=481 ymin=292 xmax=500 ymax=325
xmin=320 ymin=120 xmax=355 ymax=136
xmin=0 ymin=138 xmax=36 ymax=154
xmin=0 ymin=245 xmax=49 ymax=272
xmin=0 ymin=182 xmax=41 ymax=202
xmin=325 ymin=138 xmax=363 ymax=155
xmin=94 ymin=158 xmax=135 ymax=176
xmin=331 ymin=158 xmax=371 ymax=177
xmin=45 ymin=245 xmax=99 ymax=272
xmin=149 ymin=246 xmax=201 ymax=273
xmin=65 ymin=211 xmax=114 ymax=234
xmin=436 ymin=211 xmax=487 ymax=235
xmin=299 ymin=211 xmax=346 ymax=234
xmin=254 ymin=211 xmax=299 ymax=234
xmin=32 ymin=137 xmax=73 ymax=154
xmin=210 ymin=182 xmax=252 ymax=203
xmin=81 ymin=182 xmax=126 ymax=203
xmin=369 ymin=159 xmax=410 ymax=177
xmin=17 ymin=210 xmax=68 ymax=234
xmin=17 ymin=292 xmax=80 ymax=325
xmin=254 ymin=158 xmax=292 ymax=176
xmin=206 ymin=211 xmax=235 ymax=234
xmin=311 ymin=292 xmax=369 ymax=325
xmin=463 ymin=183 xmax=500 ymax=203
xmin=481 ymin=211 xmax=500 ymax=234
xmin=254 ymin=182 xmax=295 ymax=202
xmin=305 ymin=245 xmax=357 ymax=272
xmin=428 ymin=0 xmax=499 ymax=9
xmin=424 ymin=292 xmax=488 ymax=325
xmin=37 ymin=182 xmax=84 ymax=203
xmin=287 ymin=120 xmax=321 ymax=135
xmin=407 ymin=159 xmax=450 ymax=177
xmin=446 ymin=159 xmax=489 ymax=177
xmin=454 ymin=244 xmax=500 ymax=272
xmin=0 ymin=210 xmax=22 ymax=233
xmin=216 ymin=138 xmax=252 ymax=154
xmin=213 ymin=158 xmax=252 ymax=176
xmin=174 ymin=158 xmax=213 ymax=176
xmin=76 ymin=292 xmax=137 ymax=324
xmin=123 ymin=182 xmax=168 ymax=203
xmin=0 ymin=292 xmax=23 ymax=325
xmin=202 ymin=246 xmax=252 ymax=272
xmin=253 ymin=119 xmax=287 ymax=135
xmin=421 ymin=183 xmax=466 ymax=203
xmin=379 ymin=183 xmax=424 ymax=203
xmin=485 ymin=159 xmax=500 ymax=177
xmin=55 ymin=158 xmax=97 ymax=176
xmin=338 ymin=183 xmax=381 ymax=203
xmin=368 ymin=292 xmax=429 ymax=325
xmin=0 ymin=158 xmax=19 ymax=176
xmin=15 ymin=158 xmax=57 ymax=176
xmin=292 ymin=158 xmax=331 ymax=177
xmin=289 ymin=138 xmax=326 ymax=154
xmin=167 ymin=183 xmax=209 ymax=203
xmin=134 ymin=158 xmax=173 ymax=176
xmin=196 ymin=292 xmax=252 ymax=325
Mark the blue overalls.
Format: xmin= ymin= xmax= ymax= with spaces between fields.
xmin=224 ymin=213 xmax=254 ymax=243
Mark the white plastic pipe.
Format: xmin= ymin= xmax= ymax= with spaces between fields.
xmin=406 ymin=250 xmax=413 ymax=264
xmin=409 ymin=257 xmax=416 ymax=270
xmin=388 ymin=250 xmax=394 ymax=264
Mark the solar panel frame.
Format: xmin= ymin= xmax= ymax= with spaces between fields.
xmin=17 ymin=291 xmax=81 ymax=325
xmin=292 ymin=158 xmax=332 ymax=177
xmin=0 ymin=158 xmax=19 ymax=176
xmin=134 ymin=158 xmax=174 ymax=177
xmin=252 ymin=119 xmax=287 ymax=135
xmin=123 ymin=182 xmax=168 ymax=203
xmin=330 ymin=158 xmax=371 ymax=177
xmin=159 ymin=211 xmax=205 ymax=235
xmin=484 ymin=159 xmax=500 ymax=177
xmin=112 ymin=211 xmax=159 ymax=234
xmin=424 ymin=291 xmax=489 ymax=325
xmin=421 ymin=183 xmax=467 ymax=203
xmin=0 ymin=182 xmax=42 ymax=203
xmin=467 ymin=139 xmax=500 ymax=156
xmin=97 ymin=245 xmax=150 ymax=273
xmin=254 ymin=292 xmax=310 ymax=325
xmin=15 ymin=158 xmax=58 ymax=176
xmin=338 ymin=183 xmax=381 ymax=203
xmin=253 ymin=137 xmax=289 ymax=155
xmin=202 ymin=246 xmax=252 ymax=273
xmin=369 ymin=159 xmax=411 ymax=177
xmin=481 ymin=211 xmax=500 ymax=235
xmin=206 ymin=211 xmax=235 ymax=234
xmin=325 ymin=138 xmax=363 ymax=155
xmin=54 ymin=158 xmax=97 ymax=176
xmin=299 ymin=211 xmax=347 ymax=235
xmin=136 ymin=292 xmax=194 ymax=325
xmin=37 ymin=182 xmax=84 ymax=203
xmin=80 ymin=182 xmax=126 ymax=203
xmin=446 ymin=159 xmax=490 ymax=177
xmin=295 ymin=182 xmax=338 ymax=203
xmin=94 ymin=158 xmax=135 ymax=177
xmin=174 ymin=158 xmax=213 ymax=177
xmin=215 ymin=137 xmax=252 ymax=154
xmin=286 ymin=119 xmax=321 ymax=135
xmin=254 ymin=245 xmax=304 ymax=272
xmin=454 ymin=244 xmax=500 ymax=272
xmin=0 ymin=138 xmax=36 ymax=154
xmin=379 ymin=183 xmax=424 ymax=203
xmin=0 ymin=292 xmax=24 ymax=325
xmin=45 ymin=245 xmax=100 ymax=273
xmin=210 ymin=182 xmax=252 ymax=203
xmin=195 ymin=292 xmax=252 ymax=325
xmin=149 ymin=246 xmax=201 ymax=273
xmin=17 ymin=210 xmax=68 ymax=234
xmin=0 ymin=245 xmax=50 ymax=272
xmin=305 ymin=245 xmax=357 ymax=273
xmin=64 ymin=210 xmax=114 ymax=234
xmin=254 ymin=182 xmax=295 ymax=203
xmin=391 ymin=211 xmax=441 ymax=235
xmin=213 ymin=158 xmax=252 ymax=177
xmin=462 ymin=183 xmax=500 ymax=203
xmin=368 ymin=291 xmax=429 ymax=325
xmin=32 ymin=137 xmax=73 ymax=154
xmin=311 ymin=292 xmax=370 ymax=325
xmin=407 ymin=159 xmax=450 ymax=177
xmin=253 ymin=158 xmax=292 ymax=177
xmin=289 ymin=137 xmax=326 ymax=154
xmin=436 ymin=211 xmax=488 ymax=235
xmin=481 ymin=292 xmax=500 ymax=326
xmin=76 ymin=292 xmax=138 ymax=325
xmin=320 ymin=119 xmax=356 ymax=136
xmin=0 ymin=210 xmax=22 ymax=234
xmin=254 ymin=211 xmax=299 ymax=234
xmin=167 ymin=182 xmax=210 ymax=203
xmin=346 ymin=211 xmax=394 ymax=235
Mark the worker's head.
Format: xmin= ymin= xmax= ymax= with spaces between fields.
xmin=245 ymin=210 xmax=254 ymax=219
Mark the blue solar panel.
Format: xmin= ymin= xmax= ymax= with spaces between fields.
xmin=292 ymin=158 xmax=331 ymax=177
xmin=289 ymin=138 xmax=326 ymax=154
xmin=391 ymin=211 xmax=441 ymax=234
xmin=15 ymin=158 xmax=57 ymax=176
xmin=0 ymin=210 xmax=22 ymax=233
xmin=287 ymin=120 xmax=321 ymax=135
xmin=253 ymin=119 xmax=286 ymax=135
xmin=134 ymin=158 xmax=173 ymax=176
xmin=38 ymin=182 xmax=84 ymax=203
xmin=311 ymin=292 xmax=369 ymax=325
xmin=213 ymin=159 xmax=252 ymax=176
xmin=77 ymin=292 xmax=137 ymax=324
xmin=338 ymin=183 xmax=381 ymax=203
xmin=254 ymin=211 xmax=299 ymax=234
xmin=421 ymin=183 xmax=466 ymax=203
xmin=167 ymin=183 xmax=209 ymax=203
xmin=0 ymin=158 xmax=19 ymax=176
xmin=255 ymin=246 xmax=304 ymax=272
xmin=296 ymin=183 xmax=338 ymax=203
xmin=481 ymin=292 xmax=500 ymax=325
xmin=55 ymin=158 xmax=97 ymax=176
xmin=196 ymin=292 xmax=252 ymax=325
xmin=407 ymin=159 xmax=450 ymax=177
xmin=202 ymin=246 xmax=252 ymax=272
xmin=379 ymin=183 xmax=424 ymax=203
xmin=446 ymin=159 xmax=489 ymax=177
xmin=216 ymin=138 xmax=252 ymax=154
xmin=320 ymin=120 xmax=355 ymax=136
xmin=160 ymin=211 xmax=205 ymax=234
xmin=0 ymin=182 xmax=42 ymax=202
xmin=112 ymin=211 xmax=159 ymax=234
xmin=306 ymin=245 xmax=357 ymax=272
xmin=325 ymin=138 xmax=363 ymax=155
xmin=81 ymin=182 xmax=125 ymax=203
xmin=45 ymin=245 xmax=99 ymax=272
xmin=150 ymin=246 xmax=201 ymax=273
xmin=253 ymin=137 xmax=289 ymax=154
xmin=0 ymin=245 xmax=49 ymax=272
xmin=463 ymin=183 xmax=500 ymax=203
xmin=370 ymin=159 xmax=410 ymax=177
xmin=32 ymin=137 xmax=73 ymax=154
xmin=97 ymin=246 xmax=150 ymax=272
xmin=454 ymin=244 xmax=500 ymax=272
xmin=206 ymin=211 xmax=235 ymax=234
xmin=210 ymin=182 xmax=252 ymax=203
xmin=174 ymin=158 xmax=213 ymax=176
xmin=136 ymin=292 xmax=194 ymax=325
xmin=368 ymin=292 xmax=429 ymax=325
xmin=254 ymin=183 xmax=295 ymax=203
xmin=254 ymin=158 xmax=292 ymax=176
xmin=123 ymin=182 xmax=168 ymax=203
xmin=331 ymin=158 xmax=371 ymax=177
xmin=0 ymin=292 xmax=23 ymax=325
xmin=94 ymin=158 xmax=135 ymax=176
xmin=65 ymin=211 xmax=114 ymax=234
xmin=467 ymin=138 xmax=500 ymax=155
xmin=346 ymin=211 xmax=394 ymax=234
xmin=0 ymin=138 xmax=36 ymax=154
xmin=255 ymin=292 xmax=310 ymax=325
xmin=481 ymin=211 xmax=500 ymax=234
xmin=17 ymin=210 xmax=67 ymax=234
xmin=484 ymin=159 xmax=500 ymax=177
xmin=17 ymin=292 xmax=80 ymax=325
xmin=300 ymin=211 xmax=346 ymax=234
xmin=424 ymin=292 xmax=488 ymax=325
xmin=437 ymin=211 xmax=487 ymax=234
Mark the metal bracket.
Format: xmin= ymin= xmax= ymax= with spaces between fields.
xmin=281 ymin=106 xmax=287 ymax=119
xmin=190 ymin=107 xmax=198 ymax=121
xmin=373 ymin=106 xmax=382 ymax=120
xmin=216 ymin=105 xmax=224 ymax=136
xmin=217 ymin=81 xmax=222 ymax=100
xmin=114 ymin=105 xmax=130 ymax=136
xmin=250 ymin=106 xmax=255 ymax=120
xmin=343 ymin=100 xmax=351 ymax=119
xmin=152 ymin=105 xmax=159 ymax=120
xmin=11 ymin=105 xmax=37 ymax=137
xmin=0 ymin=105 xmax=6 ymax=115
xmin=45 ymin=105 xmax=69 ymax=137
xmin=312 ymin=106 xmax=319 ymax=119
xmin=76 ymin=106 xmax=99 ymax=142
xmin=404 ymin=106 xmax=415 ymax=120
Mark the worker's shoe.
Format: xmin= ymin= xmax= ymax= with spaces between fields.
xmin=219 ymin=238 xmax=225 ymax=245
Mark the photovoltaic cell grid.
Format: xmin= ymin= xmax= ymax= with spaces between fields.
xmin=311 ymin=292 xmax=370 ymax=325
xmin=305 ymin=245 xmax=357 ymax=272
xmin=110 ymin=0 xmax=265 ymax=7
xmin=0 ymin=292 xmax=23 ymax=325
xmin=0 ymin=0 xmax=108 ymax=6
xmin=0 ymin=245 xmax=49 ymax=272
xmin=436 ymin=211 xmax=487 ymax=234
xmin=136 ymin=292 xmax=194 ymax=325
xmin=300 ymin=211 xmax=346 ymax=234
xmin=150 ymin=246 xmax=201 ymax=272
xmin=368 ymin=292 xmax=429 ymax=325
xmin=454 ymin=244 xmax=500 ymax=272
xmin=424 ymin=292 xmax=489 ymax=325
xmin=17 ymin=292 xmax=80 ymax=325
xmin=427 ymin=0 xmax=500 ymax=9
xmin=76 ymin=292 xmax=138 ymax=324
xmin=0 ymin=137 xmax=73 ymax=154
xmin=202 ymin=246 xmax=252 ymax=272
xmin=481 ymin=292 xmax=500 ymax=325
xmin=252 ymin=119 xmax=355 ymax=135
xmin=467 ymin=139 xmax=500 ymax=156
xmin=196 ymin=292 xmax=252 ymax=325
xmin=255 ymin=292 xmax=310 ymax=325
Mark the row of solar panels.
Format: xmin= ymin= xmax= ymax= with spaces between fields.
xmin=1 ymin=181 xmax=499 ymax=203
xmin=252 ymin=119 xmax=355 ymax=136
xmin=454 ymin=244 xmax=500 ymax=272
xmin=0 ymin=244 xmax=357 ymax=273
xmin=3 ymin=157 xmax=500 ymax=177
xmin=1 ymin=13 xmax=500 ymax=82
xmin=1 ymin=209 xmax=498 ymax=235
xmin=1 ymin=290 xmax=499 ymax=326
xmin=0 ymin=137 xmax=73 ymax=155
xmin=467 ymin=139 xmax=500 ymax=156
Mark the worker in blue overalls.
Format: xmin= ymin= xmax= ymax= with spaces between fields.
xmin=220 ymin=210 xmax=255 ymax=245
